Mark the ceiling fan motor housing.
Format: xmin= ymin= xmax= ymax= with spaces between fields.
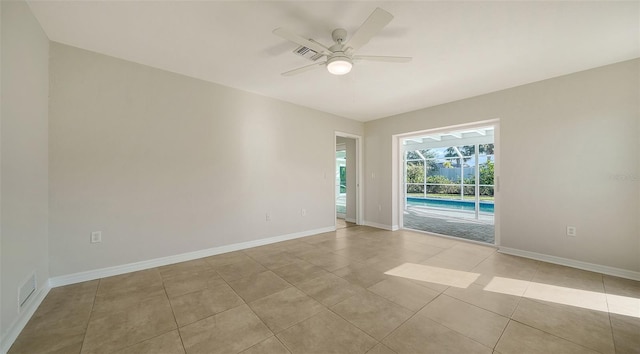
xmin=332 ymin=28 xmax=348 ymax=43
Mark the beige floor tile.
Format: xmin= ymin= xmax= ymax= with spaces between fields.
xmin=8 ymin=327 xmax=85 ymax=354
xmin=283 ymin=242 xmax=324 ymax=257
xmin=472 ymin=253 xmax=539 ymax=286
xmin=180 ymin=304 xmax=272 ymax=354
xmin=381 ymin=262 xmax=473 ymax=292
xmin=228 ymin=270 xmax=292 ymax=302
xmin=215 ymin=257 xmax=267 ymax=282
xmin=334 ymin=245 xmax=383 ymax=263
xmin=170 ymin=284 xmax=245 ymax=326
xmin=312 ymin=236 xmax=358 ymax=251
xmin=420 ymin=247 xmax=492 ymax=271
xmin=93 ymin=284 xmax=166 ymax=314
xmin=610 ymin=313 xmax=640 ymax=354
xmin=368 ymin=277 xmax=440 ymax=312
xmin=333 ymin=263 xmax=391 ymax=288
xmin=10 ymin=282 xmax=96 ymax=354
xmin=512 ymin=298 xmax=615 ymax=354
xmin=250 ymin=287 xmax=325 ymax=333
xmin=398 ymin=231 xmax=461 ymax=249
xmin=112 ymin=330 xmax=185 ymax=354
xmin=295 ymin=272 xmax=366 ymax=306
xmin=82 ymin=294 xmax=177 ymax=353
xmin=38 ymin=280 xmax=99 ymax=311
xmin=296 ymin=249 xmax=353 ymax=271
xmin=495 ymin=321 xmax=599 ymax=354
xmin=531 ymin=262 xmax=604 ymax=292
xmin=163 ymin=269 xmax=227 ymax=298
xmin=366 ymin=343 xmax=397 ymax=354
xmin=13 ymin=230 xmax=640 ymax=354
xmin=300 ymin=231 xmax=339 ymax=244
xmin=277 ymin=310 xmax=377 ymax=354
xmin=383 ymin=247 xmax=444 ymax=263
xmin=444 ymin=283 xmax=520 ymax=317
xmin=603 ymin=275 xmax=640 ymax=297
xmin=418 ymin=294 xmax=508 ymax=348
xmin=24 ymin=284 xmax=95 ymax=332
xmin=97 ymin=269 xmax=163 ymax=296
xmin=158 ymin=259 xmax=212 ymax=279
xmin=383 ymin=316 xmax=492 ymax=354
xmin=240 ymin=336 xmax=291 ymax=354
xmin=205 ymin=251 xmax=253 ymax=269
xmin=245 ymin=250 xmax=301 ymax=270
xmin=360 ymin=256 xmax=408 ymax=274
xmin=331 ymin=291 xmax=413 ymax=340
xmin=272 ymin=259 xmax=330 ymax=286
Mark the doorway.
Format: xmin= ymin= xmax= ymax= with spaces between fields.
xmin=399 ymin=124 xmax=497 ymax=244
xmin=335 ymin=133 xmax=362 ymax=228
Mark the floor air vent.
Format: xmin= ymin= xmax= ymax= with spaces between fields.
xmin=19 ymin=273 xmax=36 ymax=310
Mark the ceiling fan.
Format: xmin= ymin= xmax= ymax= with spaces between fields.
xmin=273 ymin=7 xmax=412 ymax=76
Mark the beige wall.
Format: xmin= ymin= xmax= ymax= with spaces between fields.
xmin=48 ymin=43 xmax=363 ymax=277
xmin=1 ymin=0 xmax=50 ymax=341
xmin=364 ymin=59 xmax=640 ymax=272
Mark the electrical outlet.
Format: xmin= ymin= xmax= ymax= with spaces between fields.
xmin=266 ymin=213 xmax=271 ymax=222
xmin=91 ymin=231 xmax=102 ymax=243
xmin=301 ymin=208 xmax=307 ymax=216
xmin=566 ymin=226 xmax=576 ymax=237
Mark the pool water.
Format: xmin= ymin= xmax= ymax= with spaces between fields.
xmin=407 ymin=197 xmax=494 ymax=213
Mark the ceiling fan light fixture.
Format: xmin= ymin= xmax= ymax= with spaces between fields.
xmin=327 ymin=56 xmax=353 ymax=75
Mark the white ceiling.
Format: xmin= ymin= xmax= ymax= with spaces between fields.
xmin=27 ymin=1 xmax=639 ymax=122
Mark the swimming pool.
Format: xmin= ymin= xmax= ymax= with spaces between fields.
xmin=407 ymin=197 xmax=494 ymax=213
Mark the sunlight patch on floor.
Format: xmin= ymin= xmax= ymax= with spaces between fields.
xmin=384 ymin=263 xmax=480 ymax=288
xmin=385 ymin=263 xmax=640 ymax=319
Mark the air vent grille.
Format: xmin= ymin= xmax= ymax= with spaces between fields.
xmin=293 ymin=46 xmax=323 ymax=61
xmin=19 ymin=273 xmax=36 ymax=310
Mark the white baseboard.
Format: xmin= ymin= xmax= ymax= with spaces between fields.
xmin=499 ymin=247 xmax=640 ymax=281
xmin=362 ymin=221 xmax=395 ymax=231
xmin=345 ymin=217 xmax=356 ymax=223
xmin=49 ymin=226 xmax=335 ymax=288
xmin=0 ymin=285 xmax=51 ymax=354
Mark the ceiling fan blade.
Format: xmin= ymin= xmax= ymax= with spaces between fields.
xmin=353 ymin=55 xmax=412 ymax=63
xmin=345 ymin=8 xmax=394 ymax=52
xmin=273 ymin=28 xmax=330 ymax=55
xmin=281 ymin=61 xmax=326 ymax=76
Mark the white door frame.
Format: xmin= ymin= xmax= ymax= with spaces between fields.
xmin=393 ymin=119 xmax=500 ymax=245
xmin=335 ymin=132 xmax=363 ymax=226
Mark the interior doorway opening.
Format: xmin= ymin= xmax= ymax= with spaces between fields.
xmin=400 ymin=124 xmax=497 ymax=244
xmin=335 ymin=133 xmax=362 ymax=228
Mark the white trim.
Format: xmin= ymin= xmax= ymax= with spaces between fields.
xmin=49 ymin=226 xmax=335 ymax=288
xmin=335 ymin=132 xmax=364 ymax=226
xmin=499 ymin=247 xmax=640 ymax=281
xmin=363 ymin=221 xmax=395 ymax=231
xmin=1 ymin=285 xmax=51 ymax=354
xmin=345 ymin=217 xmax=356 ymax=223
xmin=394 ymin=119 xmax=501 ymax=246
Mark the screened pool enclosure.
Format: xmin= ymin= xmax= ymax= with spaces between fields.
xmin=402 ymin=126 xmax=495 ymax=243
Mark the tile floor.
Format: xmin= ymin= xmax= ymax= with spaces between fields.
xmin=9 ymin=226 xmax=640 ymax=354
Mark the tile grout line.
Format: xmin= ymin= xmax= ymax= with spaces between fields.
xmin=507 ymin=318 xmax=607 ymax=354
xmin=510 ymin=263 xmax=610 ymax=353
xmin=602 ymin=275 xmax=618 ymax=354
xmin=373 ymin=291 xmax=447 ymax=345
xmin=78 ymin=279 xmax=101 ymax=354
xmin=162 ymin=280 xmax=188 ymax=353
